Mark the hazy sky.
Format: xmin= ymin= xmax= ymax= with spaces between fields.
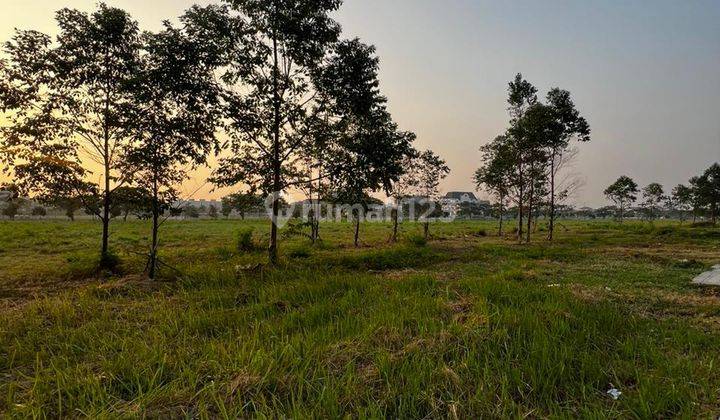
xmin=1 ymin=0 xmax=719 ymax=206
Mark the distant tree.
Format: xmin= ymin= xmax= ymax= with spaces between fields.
xmin=412 ymin=150 xmax=450 ymax=240
xmin=208 ymin=205 xmax=219 ymax=219
xmin=595 ymin=206 xmax=618 ymax=219
xmin=183 ymin=205 xmax=200 ymax=219
xmin=54 ymin=198 xmax=83 ymax=221
xmin=389 ymin=151 xmax=420 ymax=242
xmin=169 ymin=207 xmax=183 ymax=218
xmin=693 ymin=163 xmax=720 ymax=224
xmin=640 ymin=183 xmax=666 ymax=221
xmin=31 ymin=206 xmax=47 ymax=217
xmin=604 ymin=176 xmax=639 ymax=222
xmin=0 ymin=4 xmax=142 ymax=267
xmin=112 ymin=186 xmax=152 ymax=221
xmin=0 ymin=183 xmax=22 ymax=219
xmin=223 ymin=192 xmax=264 ymax=220
xmin=221 ymin=197 xmax=234 ymax=219
xmin=1 ymin=201 xmax=22 ymax=219
xmin=671 ymin=184 xmax=693 ymax=223
xmin=475 ymin=135 xmax=514 ymax=236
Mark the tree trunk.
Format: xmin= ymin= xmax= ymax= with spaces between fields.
xmin=526 ymin=172 xmax=534 ymax=244
xmin=423 ymin=221 xmax=430 ymax=241
xmin=498 ymin=198 xmax=504 ymax=237
xmin=309 ymin=210 xmax=317 ymax=244
xmin=517 ymin=163 xmax=524 ymax=244
xmin=101 ymin=157 xmax=111 ymax=266
xmin=269 ymin=33 xmax=281 ymax=265
xmin=354 ymin=217 xmax=360 ymax=248
xmin=148 ymin=180 xmax=159 ymax=280
xmin=391 ymin=198 xmax=400 ymax=242
xmin=548 ymin=155 xmax=556 ymax=241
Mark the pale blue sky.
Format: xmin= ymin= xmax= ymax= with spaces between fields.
xmin=2 ymin=0 xmax=719 ymax=205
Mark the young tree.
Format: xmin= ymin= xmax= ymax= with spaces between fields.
xmin=224 ymin=192 xmax=263 ymax=220
xmin=506 ymin=74 xmax=538 ymax=243
xmin=671 ymin=184 xmax=694 ymax=223
xmin=604 ymin=176 xmax=639 ymax=222
xmin=124 ymin=24 xmax=221 ymax=280
xmin=389 ymin=151 xmax=420 ymax=242
xmin=544 ymin=88 xmax=591 ymax=240
xmin=475 ymin=136 xmax=514 ymax=236
xmin=184 ymin=2 xmax=343 ymax=264
xmin=413 ymin=151 xmax=450 ymax=240
xmin=328 ymin=110 xmax=415 ymax=247
xmin=511 ymin=102 xmax=560 ymax=242
xmin=640 ymin=183 xmax=665 ymax=221
xmin=0 ymin=4 xmax=142 ymax=267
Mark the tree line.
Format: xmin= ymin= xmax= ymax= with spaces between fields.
xmin=0 ymin=1 xmax=450 ymax=277
xmin=605 ymin=164 xmax=720 ymax=224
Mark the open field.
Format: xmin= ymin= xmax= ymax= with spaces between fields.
xmin=1 ymin=219 xmax=719 ymax=417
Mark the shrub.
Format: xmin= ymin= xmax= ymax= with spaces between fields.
xmin=237 ymin=228 xmax=256 ymax=252
xmin=98 ymin=251 xmax=122 ymax=273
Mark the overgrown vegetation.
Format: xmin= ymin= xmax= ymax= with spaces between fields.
xmin=0 ymin=219 xmax=719 ymax=417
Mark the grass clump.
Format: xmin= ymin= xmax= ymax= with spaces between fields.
xmin=236 ymin=228 xmax=257 ymax=252
xmin=406 ymin=234 xmax=428 ymax=247
xmin=287 ymin=245 xmax=312 ymax=259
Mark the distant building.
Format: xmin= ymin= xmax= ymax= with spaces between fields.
xmin=442 ymin=192 xmax=480 ymax=204
xmin=440 ymin=192 xmax=492 ymax=218
xmin=175 ymin=199 xmax=222 ymax=210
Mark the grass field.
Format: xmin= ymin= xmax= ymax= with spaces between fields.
xmin=1 ymin=218 xmax=719 ymax=417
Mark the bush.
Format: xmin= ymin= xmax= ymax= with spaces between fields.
xmin=98 ymin=251 xmax=122 ymax=273
xmin=215 ymin=247 xmax=234 ymax=261
xmin=237 ymin=228 xmax=256 ymax=252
